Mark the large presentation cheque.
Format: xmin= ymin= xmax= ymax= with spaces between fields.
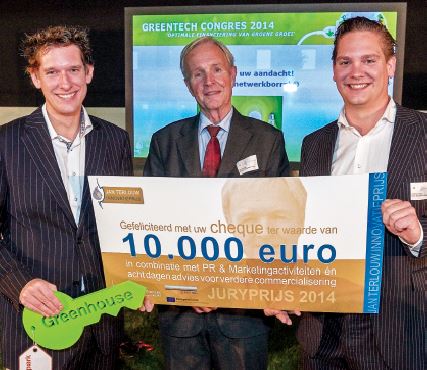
xmin=89 ymin=173 xmax=386 ymax=313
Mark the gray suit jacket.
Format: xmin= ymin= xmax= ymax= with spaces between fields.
xmin=0 ymin=108 xmax=132 ymax=369
xmin=144 ymin=108 xmax=290 ymax=338
xmin=297 ymin=105 xmax=426 ymax=369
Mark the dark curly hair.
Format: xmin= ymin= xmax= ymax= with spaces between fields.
xmin=22 ymin=25 xmax=93 ymax=74
xmin=332 ymin=16 xmax=396 ymax=63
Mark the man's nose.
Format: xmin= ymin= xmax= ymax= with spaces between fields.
xmin=350 ymin=62 xmax=365 ymax=78
xmin=204 ymin=71 xmax=215 ymax=85
xmin=258 ymin=216 xmax=271 ymax=229
xmin=59 ymin=71 xmax=72 ymax=89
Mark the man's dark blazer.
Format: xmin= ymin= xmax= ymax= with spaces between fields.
xmin=297 ymin=105 xmax=426 ymax=369
xmin=0 ymin=108 xmax=132 ymax=369
xmin=144 ymin=108 xmax=289 ymax=339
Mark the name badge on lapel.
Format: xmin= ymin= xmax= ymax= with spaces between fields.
xmin=237 ymin=155 xmax=259 ymax=175
xmin=410 ymin=182 xmax=427 ymax=200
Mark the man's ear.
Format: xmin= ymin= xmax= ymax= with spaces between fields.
xmin=231 ymin=65 xmax=237 ymax=85
xmin=332 ymin=63 xmax=337 ymax=83
xmin=387 ymin=56 xmax=396 ymax=78
xmin=29 ymin=69 xmax=41 ymax=89
xmin=184 ymin=78 xmax=196 ymax=98
xmin=85 ymin=64 xmax=95 ymax=84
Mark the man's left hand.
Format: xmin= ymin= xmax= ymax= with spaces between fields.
xmin=192 ymin=306 xmax=218 ymax=313
xmin=382 ymin=199 xmax=421 ymax=244
xmin=263 ymin=308 xmax=301 ymax=325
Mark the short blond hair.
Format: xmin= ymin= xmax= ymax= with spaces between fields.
xmin=180 ymin=36 xmax=234 ymax=81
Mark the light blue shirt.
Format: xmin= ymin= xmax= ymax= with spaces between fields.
xmin=198 ymin=108 xmax=233 ymax=168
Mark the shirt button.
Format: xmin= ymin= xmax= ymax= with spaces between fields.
xmin=74 ymin=197 xmax=78 ymax=201
xmin=357 ymin=164 xmax=361 ymax=169
xmin=72 ymin=172 xmax=76 ymax=176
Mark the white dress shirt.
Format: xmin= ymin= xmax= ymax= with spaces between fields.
xmin=42 ymin=104 xmax=93 ymax=224
xmin=332 ymin=98 xmax=421 ymax=255
xmin=332 ymin=99 xmax=395 ymax=176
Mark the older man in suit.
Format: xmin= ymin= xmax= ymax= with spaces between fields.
xmin=0 ymin=26 xmax=132 ymax=369
xmin=293 ymin=17 xmax=426 ymax=370
xmin=144 ymin=36 xmax=290 ymax=370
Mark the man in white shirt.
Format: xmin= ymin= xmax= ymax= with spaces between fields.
xmin=292 ymin=16 xmax=426 ymax=370
xmin=0 ymin=25 xmax=132 ymax=369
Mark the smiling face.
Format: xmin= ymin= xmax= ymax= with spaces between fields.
xmin=333 ymin=31 xmax=396 ymax=113
xmin=222 ymin=178 xmax=307 ymax=258
xmin=183 ymin=41 xmax=237 ymax=123
xmin=30 ymin=44 xmax=94 ymax=125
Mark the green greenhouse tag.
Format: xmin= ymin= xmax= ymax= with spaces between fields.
xmin=22 ymin=281 xmax=146 ymax=350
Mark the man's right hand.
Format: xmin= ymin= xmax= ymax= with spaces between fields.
xmin=138 ymin=297 xmax=155 ymax=312
xmin=19 ymin=278 xmax=63 ymax=316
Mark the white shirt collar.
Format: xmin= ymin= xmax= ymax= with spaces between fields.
xmin=198 ymin=107 xmax=233 ymax=135
xmin=337 ymin=98 xmax=396 ymax=131
xmin=42 ymin=103 xmax=93 ymax=141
